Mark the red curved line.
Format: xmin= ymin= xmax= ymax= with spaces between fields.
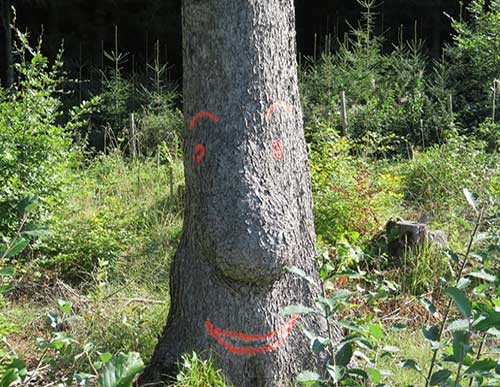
xmin=189 ymin=111 xmax=219 ymax=130
xmin=266 ymin=101 xmax=292 ymax=122
xmin=205 ymin=315 xmax=299 ymax=354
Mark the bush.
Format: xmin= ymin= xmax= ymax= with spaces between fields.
xmin=447 ymin=0 xmax=500 ymax=128
xmin=0 ymin=30 xmax=96 ymax=237
xmin=402 ymin=136 xmax=499 ymax=219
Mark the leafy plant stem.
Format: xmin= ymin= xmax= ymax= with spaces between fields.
xmin=467 ymin=333 xmax=486 ymax=387
xmin=424 ymin=209 xmax=483 ymax=387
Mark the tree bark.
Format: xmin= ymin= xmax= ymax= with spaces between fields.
xmin=141 ymin=1 xmax=340 ymax=386
xmin=1 ymin=0 xmax=13 ymax=88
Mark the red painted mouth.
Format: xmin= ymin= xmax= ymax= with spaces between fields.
xmin=205 ymin=315 xmax=299 ymax=354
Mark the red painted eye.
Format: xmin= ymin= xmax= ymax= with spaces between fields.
xmin=272 ymin=140 xmax=284 ymax=160
xmin=193 ymin=144 xmax=206 ymax=165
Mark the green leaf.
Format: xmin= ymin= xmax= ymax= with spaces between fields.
xmin=100 ymin=353 xmax=113 ymax=363
xmin=58 ymin=299 xmax=72 ymax=314
xmin=17 ymin=195 xmax=39 ymax=218
xmin=423 ymin=325 xmax=440 ymax=342
xmin=418 ymin=297 xmax=439 ymax=317
xmin=473 ymin=310 xmax=500 ymax=332
xmin=334 ymin=342 xmax=353 ymax=367
xmin=452 ymin=330 xmax=470 ymax=362
xmin=311 ymin=337 xmax=329 ymax=353
xmin=285 ymin=266 xmax=316 ymax=286
xmin=445 ymin=287 xmax=472 ymax=318
xmin=98 ymin=352 xmax=144 ymax=387
xmin=368 ymin=323 xmax=383 ymax=339
xmin=400 ymin=359 xmax=422 ymax=372
xmin=283 ymin=305 xmax=316 ymax=316
xmin=463 ymin=188 xmax=477 ymax=211
xmin=296 ymin=371 xmax=323 ymax=386
xmin=75 ymin=373 xmax=94 ymax=387
xmin=3 ymin=237 xmax=29 ymax=259
xmin=468 ymin=271 xmax=497 ymax=282
xmin=367 ymin=368 xmax=381 ymax=383
xmin=326 ymin=365 xmax=345 ymax=383
xmin=447 ymin=319 xmax=469 ymax=332
xmin=465 ymin=359 xmax=498 ymax=375
xmin=429 ymin=369 xmax=452 ymax=386
xmin=457 ymin=278 xmax=471 ymax=290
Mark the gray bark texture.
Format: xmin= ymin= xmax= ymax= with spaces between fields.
xmin=141 ymin=1 xmax=340 ymax=386
xmin=1 ymin=0 xmax=13 ymax=88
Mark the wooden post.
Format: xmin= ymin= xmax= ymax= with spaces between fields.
xmin=130 ymin=113 xmax=137 ymax=160
xmin=448 ymin=94 xmax=453 ymax=116
xmin=169 ymin=166 xmax=174 ymax=202
xmin=493 ymin=80 xmax=497 ymax=123
xmin=340 ymin=91 xmax=348 ymax=136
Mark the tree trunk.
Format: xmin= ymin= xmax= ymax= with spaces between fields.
xmin=141 ymin=1 xmax=340 ymax=386
xmin=1 ymin=0 xmax=13 ymax=88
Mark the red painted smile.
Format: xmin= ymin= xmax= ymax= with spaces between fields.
xmin=205 ymin=315 xmax=299 ymax=354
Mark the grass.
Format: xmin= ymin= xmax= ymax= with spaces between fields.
xmin=0 ymin=152 xmax=184 ymax=379
xmin=1 ymin=141 xmax=498 ymax=386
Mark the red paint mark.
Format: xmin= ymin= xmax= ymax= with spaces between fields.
xmin=205 ymin=315 xmax=299 ymax=355
xmin=189 ymin=111 xmax=219 ymax=130
xmin=266 ymin=101 xmax=292 ymax=122
xmin=272 ymin=140 xmax=284 ymax=160
xmin=193 ymin=144 xmax=206 ymax=165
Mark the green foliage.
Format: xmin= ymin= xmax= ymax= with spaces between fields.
xmin=402 ymin=137 xmax=499 ymax=216
xmin=300 ymin=1 xmax=454 ymax=153
xmin=38 ymin=153 xmax=183 ymax=280
xmin=293 ymin=190 xmax=500 ymax=387
xmin=448 ymin=0 xmax=500 ymax=127
xmin=0 ymin=29 xmax=97 ymax=237
xmin=175 ymin=352 xmax=231 ymax=387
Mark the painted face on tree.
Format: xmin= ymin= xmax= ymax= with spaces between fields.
xmin=189 ymin=102 xmax=302 ymax=354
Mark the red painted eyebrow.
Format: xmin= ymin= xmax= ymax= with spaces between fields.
xmin=189 ymin=111 xmax=220 ymax=130
xmin=266 ymin=101 xmax=292 ymax=122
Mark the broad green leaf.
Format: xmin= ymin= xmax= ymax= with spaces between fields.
xmin=283 ymin=305 xmax=316 ymax=316
xmin=311 ymin=336 xmax=329 ymax=353
xmin=4 ymin=237 xmax=29 ymax=259
xmin=463 ymin=188 xmax=477 ymax=211
xmin=58 ymin=299 xmax=73 ymax=314
xmin=346 ymin=368 xmax=368 ymax=380
xmin=382 ymin=345 xmax=400 ymax=353
xmin=457 ymin=278 xmax=471 ymax=290
xmin=17 ymin=195 xmax=39 ymax=217
xmin=75 ymin=373 xmax=94 ymax=387
xmin=98 ymin=352 xmax=144 ymax=387
xmin=445 ymin=287 xmax=472 ymax=318
xmin=468 ymin=271 xmax=497 ymax=282
xmin=465 ymin=359 xmax=498 ymax=375
xmin=430 ymin=369 xmax=452 ymax=385
xmin=296 ymin=370 xmax=323 ymax=386
xmin=368 ymin=323 xmax=383 ymax=339
xmin=418 ymin=297 xmax=439 ymax=317
xmin=473 ymin=310 xmax=500 ymax=332
xmin=423 ymin=325 xmax=440 ymax=342
xmin=100 ymin=353 xmax=113 ymax=363
xmin=400 ymin=359 xmax=422 ymax=372
xmin=0 ymin=369 xmax=20 ymax=387
xmin=452 ymin=330 xmax=470 ymax=362
xmin=326 ymin=365 xmax=345 ymax=383
xmin=285 ymin=266 xmax=316 ymax=286
xmin=367 ymin=367 xmax=381 ymax=383
xmin=447 ymin=319 xmax=469 ymax=332
xmin=335 ymin=342 xmax=353 ymax=367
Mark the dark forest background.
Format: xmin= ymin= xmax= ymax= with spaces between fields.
xmin=2 ymin=0 xmax=462 ymax=85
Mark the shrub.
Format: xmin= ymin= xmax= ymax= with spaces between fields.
xmin=0 ymin=30 xmax=96 ymax=237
